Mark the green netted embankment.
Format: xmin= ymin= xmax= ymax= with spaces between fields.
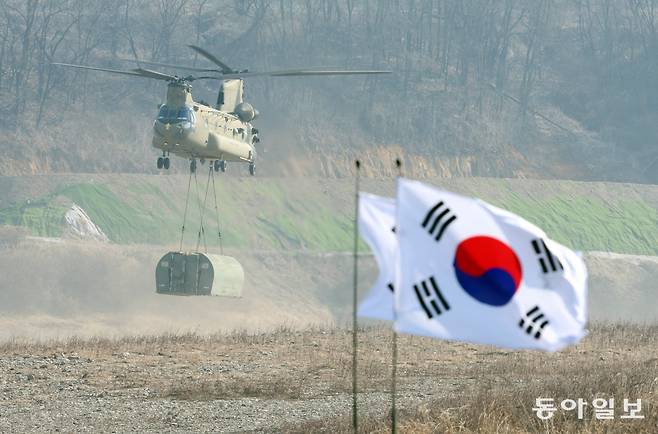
xmin=0 ymin=175 xmax=656 ymax=254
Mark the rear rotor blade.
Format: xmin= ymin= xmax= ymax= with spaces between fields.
xmin=188 ymin=45 xmax=392 ymax=79
xmin=268 ymin=69 xmax=391 ymax=77
xmin=217 ymin=69 xmax=392 ymax=79
xmin=188 ymin=45 xmax=234 ymax=74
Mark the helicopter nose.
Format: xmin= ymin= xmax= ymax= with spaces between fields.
xmin=154 ymin=122 xmax=173 ymax=142
xmin=155 ymin=121 xmax=174 ymax=134
xmin=159 ymin=123 xmax=189 ymax=142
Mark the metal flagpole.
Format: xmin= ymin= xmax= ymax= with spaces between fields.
xmin=352 ymin=159 xmax=361 ymax=433
xmin=391 ymin=329 xmax=398 ymax=433
xmin=391 ymin=158 xmax=402 ymax=434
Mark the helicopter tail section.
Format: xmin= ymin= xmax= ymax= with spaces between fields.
xmin=216 ymin=79 xmax=243 ymax=112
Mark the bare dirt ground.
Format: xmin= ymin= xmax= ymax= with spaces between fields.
xmin=0 ymin=239 xmax=656 ymax=432
xmin=0 ymin=324 xmax=656 ymax=433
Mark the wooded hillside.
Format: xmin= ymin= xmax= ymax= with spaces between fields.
xmin=0 ymin=0 xmax=656 ymax=182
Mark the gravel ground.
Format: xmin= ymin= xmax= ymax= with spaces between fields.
xmin=0 ymin=329 xmax=457 ymax=433
xmin=1 ymin=325 xmax=656 ymax=433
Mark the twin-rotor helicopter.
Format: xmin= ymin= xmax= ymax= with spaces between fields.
xmin=54 ymin=45 xmax=390 ymax=175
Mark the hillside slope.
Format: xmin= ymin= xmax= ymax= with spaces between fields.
xmin=0 ymin=174 xmax=656 ymax=255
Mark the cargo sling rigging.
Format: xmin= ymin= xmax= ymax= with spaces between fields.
xmin=156 ymin=165 xmax=244 ymax=297
xmin=178 ymin=165 xmax=224 ymax=255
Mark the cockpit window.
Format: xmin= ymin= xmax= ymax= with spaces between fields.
xmin=158 ymin=105 xmax=193 ymax=124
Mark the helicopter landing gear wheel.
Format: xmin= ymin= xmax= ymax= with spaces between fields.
xmin=163 ymin=157 xmax=170 ymax=170
xmin=249 ymin=162 xmax=256 ymax=176
xmin=190 ymin=159 xmax=197 ymax=173
xmin=219 ymin=160 xmax=226 ymax=173
xmin=157 ymin=157 xmax=164 ymax=169
xmin=213 ymin=160 xmax=221 ymax=172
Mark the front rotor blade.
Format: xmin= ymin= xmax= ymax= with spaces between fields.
xmin=118 ymin=57 xmax=219 ymax=73
xmin=217 ymin=69 xmax=392 ymax=79
xmin=52 ymin=62 xmax=149 ymax=78
xmin=188 ymin=45 xmax=233 ymax=74
xmin=132 ymin=68 xmax=178 ymax=81
xmin=187 ymin=76 xmax=223 ymax=81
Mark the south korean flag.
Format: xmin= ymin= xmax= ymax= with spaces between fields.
xmin=394 ymin=179 xmax=588 ymax=351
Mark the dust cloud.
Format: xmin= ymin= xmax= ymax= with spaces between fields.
xmin=0 ymin=238 xmax=656 ymax=342
xmin=0 ymin=239 xmax=342 ymax=341
xmin=587 ymin=252 xmax=658 ymax=323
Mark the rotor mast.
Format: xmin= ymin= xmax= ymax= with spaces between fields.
xmin=166 ymin=80 xmax=194 ymax=107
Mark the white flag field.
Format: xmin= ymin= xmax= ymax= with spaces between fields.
xmin=358 ymin=179 xmax=588 ymax=352
xmin=357 ymin=193 xmax=396 ymax=321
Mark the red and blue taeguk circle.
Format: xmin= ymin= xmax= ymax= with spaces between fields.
xmin=453 ymin=236 xmax=523 ymax=306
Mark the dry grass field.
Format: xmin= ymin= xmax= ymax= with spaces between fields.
xmin=0 ymin=323 xmax=655 ymax=433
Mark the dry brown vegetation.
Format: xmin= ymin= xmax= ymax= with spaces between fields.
xmin=287 ymin=323 xmax=658 ymax=433
xmin=0 ymin=323 xmax=656 ymax=432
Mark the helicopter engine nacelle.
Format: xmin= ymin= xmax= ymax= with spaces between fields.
xmin=235 ymin=102 xmax=258 ymax=122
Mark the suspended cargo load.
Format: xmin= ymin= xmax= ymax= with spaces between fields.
xmin=155 ymin=252 xmax=244 ymax=297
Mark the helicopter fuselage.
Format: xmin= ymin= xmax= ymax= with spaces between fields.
xmin=151 ymin=81 xmax=257 ymax=165
xmin=53 ymin=47 xmax=389 ymax=175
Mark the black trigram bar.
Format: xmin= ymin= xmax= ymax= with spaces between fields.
xmin=387 ymin=282 xmax=395 ymax=292
xmin=531 ymin=239 xmax=564 ymax=274
xmin=518 ymin=305 xmax=550 ymax=339
xmin=421 ymin=201 xmax=457 ymax=242
xmin=413 ymin=276 xmax=450 ymax=319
